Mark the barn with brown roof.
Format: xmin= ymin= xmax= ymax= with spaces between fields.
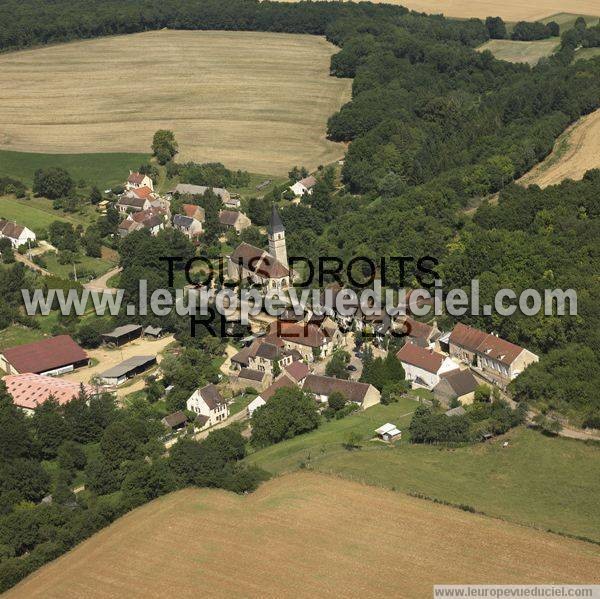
xmin=0 ymin=335 xmax=89 ymax=375
xmin=433 ymin=369 xmax=478 ymax=406
xmin=302 ymin=374 xmax=380 ymax=409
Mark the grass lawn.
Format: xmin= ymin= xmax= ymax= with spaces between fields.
xmin=42 ymin=251 xmax=115 ymax=280
xmin=229 ymin=393 xmax=256 ymax=416
xmin=478 ymin=38 xmax=559 ymax=66
xmin=0 ymin=150 xmax=149 ymax=190
xmin=0 ymin=325 xmax=45 ymax=350
xmin=232 ymin=173 xmax=287 ymax=199
xmin=247 ymin=399 xmax=600 ymax=542
xmin=0 ymin=195 xmax=96 ymax=233
xmin=575 ymin=47 xmax=600 ymax=62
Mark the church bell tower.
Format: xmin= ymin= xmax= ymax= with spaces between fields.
xmin=268 ymin=204 xmax=288 ymax=268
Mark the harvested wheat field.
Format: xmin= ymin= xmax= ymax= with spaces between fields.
xmin=0 ymin=30 xmax=351 ymax=175
xmin=478 ymin=39 xmax=558 ymax=65
xmin=280 ymin=0 xmax=600 ymax=21
xmin=7 ymin=472 xmax=600 ymax=599
xmin=519 ymin=109 xmax=600 ymax=188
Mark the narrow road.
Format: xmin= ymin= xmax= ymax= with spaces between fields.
xmin=15 ymin=252 xmax=52 ymax=276
xmin=164 ymin=409 xmax=249 ymax=449
xmin=84 ymin=266 xmax=122 ymax=293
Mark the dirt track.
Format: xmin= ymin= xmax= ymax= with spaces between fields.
xmin=63 ymin=335 xmax=174 ymax=392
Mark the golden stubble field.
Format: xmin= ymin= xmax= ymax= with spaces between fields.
xmin=279 ymin=0 xmax=600 ymax=21
xmin=0 ymin=30 xmax=351 ymax=175
xmin=7 ymin=472 xmax=600 ymax=599
xmin=519 ymin=109 xmax=600 ymax=188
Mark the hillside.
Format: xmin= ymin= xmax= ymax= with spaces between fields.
xmin=519 ymin=109 xmax=600 ymax=187
xmin=6 ymin=472 xmax=600 ymax=598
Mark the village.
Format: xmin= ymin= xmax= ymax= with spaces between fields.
xmin=0 ymin=168 xmax=542 ymax=449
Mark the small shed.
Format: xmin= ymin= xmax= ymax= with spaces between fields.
xmin=375 ymin=423 xmax=402 ymax=442
xmin=144 ymin=325 xmax=163 ymax=339
xmin=101 ymin=324 xmax=143 ymax=347
xmin=161 ymin=411 xmax=188 ymax=431
xmin=99 ymin=355 xmax=157 ymax=386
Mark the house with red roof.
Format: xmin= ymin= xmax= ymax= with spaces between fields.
xmin=283 ymin=360 xmax=311 ymax=385
xmin=448 ymin=323 xmax=538 ymax=385
xmin=396 ymin=342 xmax=458 ymax=390
xmin=0 ymin=335 xmax=89 ymax=376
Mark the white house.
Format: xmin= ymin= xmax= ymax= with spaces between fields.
xmin=290 ymin=175 xmax=317 ymax=197
xmin=247 ymin=374 xmax=296 ymax=416
xmin=0 ymin=220 xmax=36 ymax=249
xmin=186 ymin=383 xmax=229 ymax=428
xmin=396 ymin=342 xmax=458 ymax=390
xmin=126 ymin=171 xmax=154 ymax=191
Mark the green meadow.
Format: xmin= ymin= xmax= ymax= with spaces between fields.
xmin=247 ymin=399 xmax=600 ymax=542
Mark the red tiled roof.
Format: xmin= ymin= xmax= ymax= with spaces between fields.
xmin=270 ymin=321 xmax=326 ymax=348
xmin=130 ymin=186 xmax=153 ymax=199
xmin=449 ymin=323 xmax=489 ymax=352
xmin=396 ymin=343 xmax=447 ymax=374
xmin=475 ymin=335 xmax=524 ymax=367
xmin=402 ymin=317 xmax=433 ymax=341
xmin=260 ymin=375 xmax=296 ymax=401
xmin=255 ymin=253 xmax=289 ymax=279
xmin=299 ymin=175 xmax=317 ymax=189
xmin=128 ymin=172 xmax=145 ymax=185
xmin=1 ymin=335 xmax=88 ymax=374
xmin=450 ymin=323 xmax=526 ymax=366
xmin=182 ymin=204 xmax=205 ymax=221
xmin=3 ymin=373 xmax=94 ymax=411
xmin=284 ymin=360 xmax=310 ymax=382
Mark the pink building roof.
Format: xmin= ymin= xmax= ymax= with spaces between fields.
xmin=3 ymin=373 xmax=95 ymax=411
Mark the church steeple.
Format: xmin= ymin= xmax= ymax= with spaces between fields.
xmin=268 ymin=204 xmax=285 ymax=235
xmin=268 ymin=204 xmax=288 ymax=268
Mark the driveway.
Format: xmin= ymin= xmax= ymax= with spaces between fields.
xmin=84 ymin=266 xmax=122 ymax=293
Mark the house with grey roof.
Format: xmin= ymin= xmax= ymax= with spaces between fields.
xmin=169 ymin=184 xmax=239 ymax=208
xmin=173 ymin=213 xmax=203 ymax=239
xmin=186 ymin=383 xmax=229 ymax=428
xmin=433 ymin=369 xmax=479 ymax=406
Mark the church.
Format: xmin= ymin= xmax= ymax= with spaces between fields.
xmin=227 ymin=205 xmax=291 ymax=290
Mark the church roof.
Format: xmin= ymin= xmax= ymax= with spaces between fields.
xmin=269 ymin=204 xmax=285 ymax=235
